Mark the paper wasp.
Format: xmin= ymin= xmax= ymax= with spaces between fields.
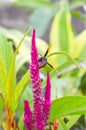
xmin=38 ymin=46 xmax=54 ymax=69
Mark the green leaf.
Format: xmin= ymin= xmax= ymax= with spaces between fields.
xmin=14 ymin=70 xmax=30 ymax=102
xmin=66 ymin=115 xmax=81 ymax=129
xmin=50 ymin=8 xmax=74 ymax=52
xmin=6 ymin=29 xmax=30 ymax=108
xmin=49 ymin=96 xmax=86 ymax=121
xmin=13 ymin=70 xmax=30 ymax=111
xmin=13 ymin=0 xmax=53 ymax=7
xmin=29 ymin=7 xmax=53 ymax=37
xmin=0 ymin=51 xmax=7 ymax=97
xmin=6 ymin=55 xmax=16 ymax=107
xmin=0 ymin=33 xmax=13 ymax=75
xmin=49 ymin=9 xmax=74 ymax=67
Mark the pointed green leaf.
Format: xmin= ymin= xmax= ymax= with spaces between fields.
xmin=49 ymin=96 xmax=86 ymax=121
xmin=12 ymin=70 xmax=30 ymax=111
xmin=6 ymin=57 xmax=16 ymax=106
xmin=14 ymin=70 xmax=30 ymax=102
xmin=6 ymin=29 xmax=30 ymax=108
xmin=49 ymin=9 xmax=74 ymax=67
xmin=50 ymin=8 xmax=74 ymax=52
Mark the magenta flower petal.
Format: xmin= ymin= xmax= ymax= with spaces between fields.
xmin=43 ymin=72 xmax=52 ymax=125
xmin=24 ymin=100 xmax=32 ymax=130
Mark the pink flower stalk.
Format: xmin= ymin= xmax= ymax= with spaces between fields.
xmin=43 ymin=73 xmax=52 ymax=125
xmin=24 ymin=29 xmax=52 ymax=130
xmin=30 ymin=29 xmax=43 ymax=127
xmin=30 ymin=29 xmax=42 ymax=106
xmin=24 ymin=100 xmax=32 ymax=130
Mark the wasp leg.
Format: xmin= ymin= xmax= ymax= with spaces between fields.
xmin=47 ymin=62 xmax=59 ymax=73
xmin=47 ymin=62 xmax=54 ymax=69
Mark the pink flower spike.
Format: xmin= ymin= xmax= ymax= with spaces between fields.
xmin=36 ymin=103 xmax=44 ymax=130
xmin=30 ymin=29 xmax=42 ymax=103
xmin=45 ymin=72 xmax=51 ymax=101
xmin=30 ymin=29 xmax=42 ymax=122
xmin=24 ymin=100 xmax=32 ymax=130
xmin=43 ymin=72 xmax=52 ymax=125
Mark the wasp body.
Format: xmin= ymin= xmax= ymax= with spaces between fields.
xmin=38 ymin=57 xmax=47 ymax=68
xmin=38 ymin=46 xmax=54 ymax=69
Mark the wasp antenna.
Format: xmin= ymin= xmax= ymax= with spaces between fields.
xmin=44 ymin=46 xmax=51 ymax=57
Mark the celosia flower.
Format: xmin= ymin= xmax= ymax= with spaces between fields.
xmin=24 ymin=29 xmax=52 ymax=130
xmin=30 ymin=29 xmax=43 ymax=127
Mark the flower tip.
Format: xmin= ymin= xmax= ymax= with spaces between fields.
xmin=24 ymin=100 xmax=28 ymax=106
xmin=47 ymin=72 xmax=50 ymax=78
xmin=32 ymin=29 xmax=36 ymax=37
xmin=32 ymin=29 xmax=36 ymax=47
